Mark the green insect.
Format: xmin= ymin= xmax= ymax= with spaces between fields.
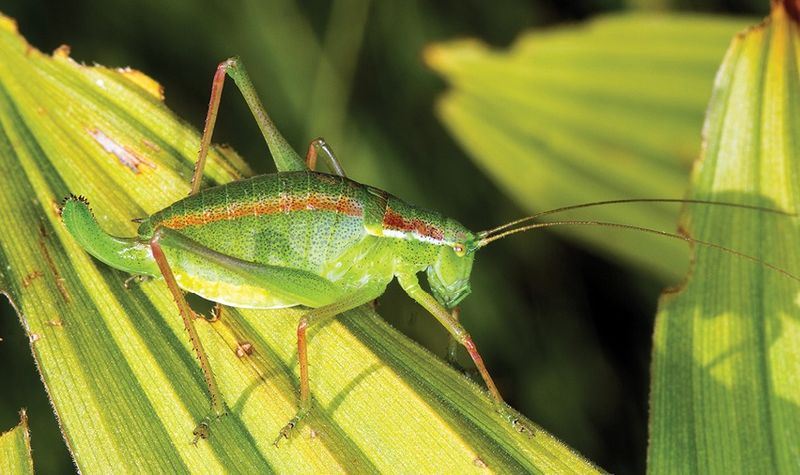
xmin=59 ymin=57 xmax=795 ymax=446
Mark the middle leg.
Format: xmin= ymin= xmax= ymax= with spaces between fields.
xmin=274 ymin=283 xmax=386 ymax=445
xmin=305 ymin=137 xmax=347 ymax=177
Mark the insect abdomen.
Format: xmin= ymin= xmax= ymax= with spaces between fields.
xmin=141 ymin=172 xmax=374 ymax=277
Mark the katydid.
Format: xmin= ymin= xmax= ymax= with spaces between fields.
xmin=59 ymin=57 xmax=797 ymax=446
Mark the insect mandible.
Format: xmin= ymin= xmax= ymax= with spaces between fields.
xmin=59 ymin=57 xmax=797 ymax=446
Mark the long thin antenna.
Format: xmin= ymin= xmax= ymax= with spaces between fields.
xmin=477 ymin=219 xmax=800 ymax=283
xmin=478 ymin=199 xmax=795 ymax=238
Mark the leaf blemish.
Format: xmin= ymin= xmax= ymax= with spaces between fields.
xmin=38 ymin=223 xmax=70 ymax=304
xmin=52 ymin=44 xmax=70 ymax=58
xmin=22 ymin=270 xmax=43 ymax=287
xmin=50 ymin=198 xmax=62 ymax=217
xmin=142 ymin=139 xmax=160 ymax=152
xmin=235 ymin=341 xmax=253 ymax=358
xmin=87 ymin=128 xmax=156 ymax=174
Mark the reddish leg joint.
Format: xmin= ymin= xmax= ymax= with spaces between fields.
xmin=305 ymin=141 xmax=318 ymax=171
xmin=463 ymin=336 xmax=503 ymax=403
xmin=190 ymin=60 xmax=232 ymax=195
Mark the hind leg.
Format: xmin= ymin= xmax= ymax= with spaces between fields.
xmin=190 ymin=57 xmax=306 ymax=195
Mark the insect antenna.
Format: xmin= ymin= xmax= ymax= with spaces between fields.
xmin=477 ymin=219 xmax=800 ymax=283
xmin=477 ymin=198 xmax=795 ymax=239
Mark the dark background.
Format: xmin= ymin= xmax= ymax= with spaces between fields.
xmin=0 ymin=1 xmax=768 ymax=473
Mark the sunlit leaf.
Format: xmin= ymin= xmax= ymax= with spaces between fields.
xmin=426 ymin=14 xmax=752 ymax=279
xmin=649 ymin=4 xmax=800 ymax=472
xmin=0 ymin=410 xmax=34 ymax=475
xmin=0 ymin=14 xmax=601 ymax=473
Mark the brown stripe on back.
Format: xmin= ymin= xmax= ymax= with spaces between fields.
xmin=160 ymin=192 xmax=363 ymax=230
xmin=383 ymin=208 xmax=445 ymax=241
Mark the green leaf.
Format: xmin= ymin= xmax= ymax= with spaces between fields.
xmin=0 ymin=410 xmax=34 ymax=474
xmin=649 ymin=4 xmax=800 ymax=472
xmin=0 ymin=14 xmax=600 ymax=473
xmin=426 ymin=14 xmax=752 ymax=279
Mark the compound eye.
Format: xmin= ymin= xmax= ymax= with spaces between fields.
xmin=453 ymin=243 xmax=466 ymax=257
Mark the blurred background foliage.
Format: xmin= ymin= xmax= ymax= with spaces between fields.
xmin=0 ymin=0 xmax=769 ymax=473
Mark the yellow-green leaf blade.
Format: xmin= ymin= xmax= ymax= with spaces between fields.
xmin=0 ymin=14 xmax=600 ymax=473
xmin=649 ymin=4 xmax=800 ymax=472
xmin=427 ymin=14 xmax=752 ymax=280
xmin=0 ymin=410 xmax=34 ymax=475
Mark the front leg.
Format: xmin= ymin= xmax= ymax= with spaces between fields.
xmin=446 ymin=306 xmax=461 ymax=366
xmin=397 ymin=272 xmax=534 ymax=437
